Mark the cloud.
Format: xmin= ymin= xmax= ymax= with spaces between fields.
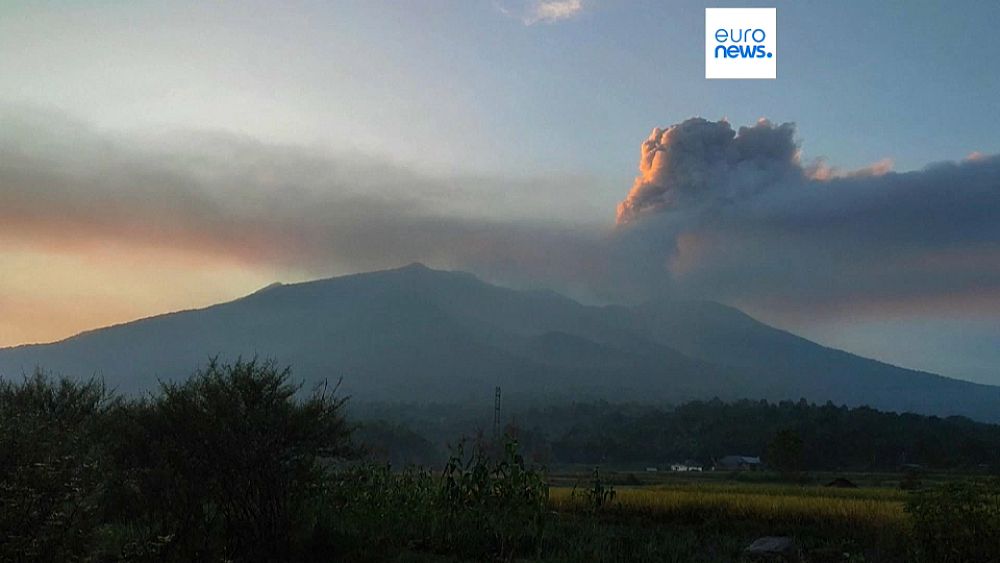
xmin=3 ymin=108 xmax=999 ymax=327
xmin=0 ymin=106 xmax=611 ymax=301
xmin=806 ymin=157 xmax=893 ymax=181
xmin=614 ymin=118 xmax=1000 ymax=318
xmin=498 ymin=0 xmax=585 ymax=25
xmin=528 ymin=0 xmax=584 ymax=24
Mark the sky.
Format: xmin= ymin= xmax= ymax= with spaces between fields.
xmin=1 ymin=0 xmax=998 ymax=384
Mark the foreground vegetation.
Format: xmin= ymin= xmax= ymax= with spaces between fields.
xmin=2 ymin=361 xmax=999 ymax=562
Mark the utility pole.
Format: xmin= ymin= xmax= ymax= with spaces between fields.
xmin=493 ymin=386 xmax=502 ymax=442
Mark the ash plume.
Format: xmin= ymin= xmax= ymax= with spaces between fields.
xmin=616 ymin=118 xmax=801 ymax=224
xmin=613 ymin=117 xmax=1000 ymax=318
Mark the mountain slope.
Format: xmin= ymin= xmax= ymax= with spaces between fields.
xmin=1 ymin=263 xmax=998 ymax=420
xmin=607 ymin=299 xmax=1000 ymax=418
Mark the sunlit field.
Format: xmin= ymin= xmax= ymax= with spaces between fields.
xmin=649 ymin=481 xmax=906 ymax=501
xmin=536 ymin=474 xmax=926 ymax=562
xmin=551 ymin=482 xmax=909 ymax=542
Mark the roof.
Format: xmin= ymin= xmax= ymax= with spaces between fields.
xmin=719 ymin=455 xmax=762 ymax=465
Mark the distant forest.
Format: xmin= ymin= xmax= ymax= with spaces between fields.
xmin=355 ymin=399 xmax=1000 ymax=471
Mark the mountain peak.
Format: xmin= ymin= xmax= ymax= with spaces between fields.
xmin=249 ymin=281 xmax=284 ymax=296
xmin=386 ymin=262 xmax=479 ymax=283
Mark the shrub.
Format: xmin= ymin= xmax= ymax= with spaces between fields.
xmin=906 ymin=478 xmax=1000 ymax=563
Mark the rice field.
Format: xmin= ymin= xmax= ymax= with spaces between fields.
xmin=650 ymin=481 xmax=907 ymax=502
xmin=549 ymin=481 xmax=910 ymax=545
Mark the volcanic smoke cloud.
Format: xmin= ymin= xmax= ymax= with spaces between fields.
xmin=614 ymin=117 xmax=1000 ymax=317
xmin=616 ymin=118 xmax=801 ymax=224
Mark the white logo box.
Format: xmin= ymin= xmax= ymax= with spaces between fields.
xmin=706 ymin=8 xmax=777 ymax=80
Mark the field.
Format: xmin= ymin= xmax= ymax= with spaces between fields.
xmin=534 ymin=471 xmax=912 ymax=562
xmin=552 ymin=482 xmax=907 ymax=532
xmin=329 ymin=458 xmax=999 ymax=562
xmin=338 ymin=467 xmax=930 ymax=562
xmin=550 ymin=480 xmax=909 ymax=560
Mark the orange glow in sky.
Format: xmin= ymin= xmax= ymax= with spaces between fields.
xmin=0 ymin=247 xmax=297 ymax=347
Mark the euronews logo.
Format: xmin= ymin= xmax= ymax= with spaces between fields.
xmin=706 ymin=8 xmax=776 ymax=79
xmin=714 ymin=28 xmax=772 ymax=59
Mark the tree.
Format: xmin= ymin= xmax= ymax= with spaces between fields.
xmin=0 ymin=373 xmax=114 ymax=561
xmin=766 ymin=429 xmax=804 ymax=475
xmin=108 ymin=358 xmax=352 ymax=562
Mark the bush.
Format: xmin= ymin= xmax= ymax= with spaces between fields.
xmin=906 ymin=478 xmax=1000 ymax=563
xmin=0 ymin=373 xmax=113 ymax=562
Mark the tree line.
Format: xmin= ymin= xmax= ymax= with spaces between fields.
xmin=359 ymin=398 xmax=1000 ymax=471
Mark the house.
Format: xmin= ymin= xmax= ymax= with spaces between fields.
xmin=717 ymin=455 xmax=763 ymax=471
xmin=670 ymin=461 xmax=702 ymax=472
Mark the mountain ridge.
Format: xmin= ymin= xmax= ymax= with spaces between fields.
xmin=2 ymin=263 xmax=998 ymax=421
